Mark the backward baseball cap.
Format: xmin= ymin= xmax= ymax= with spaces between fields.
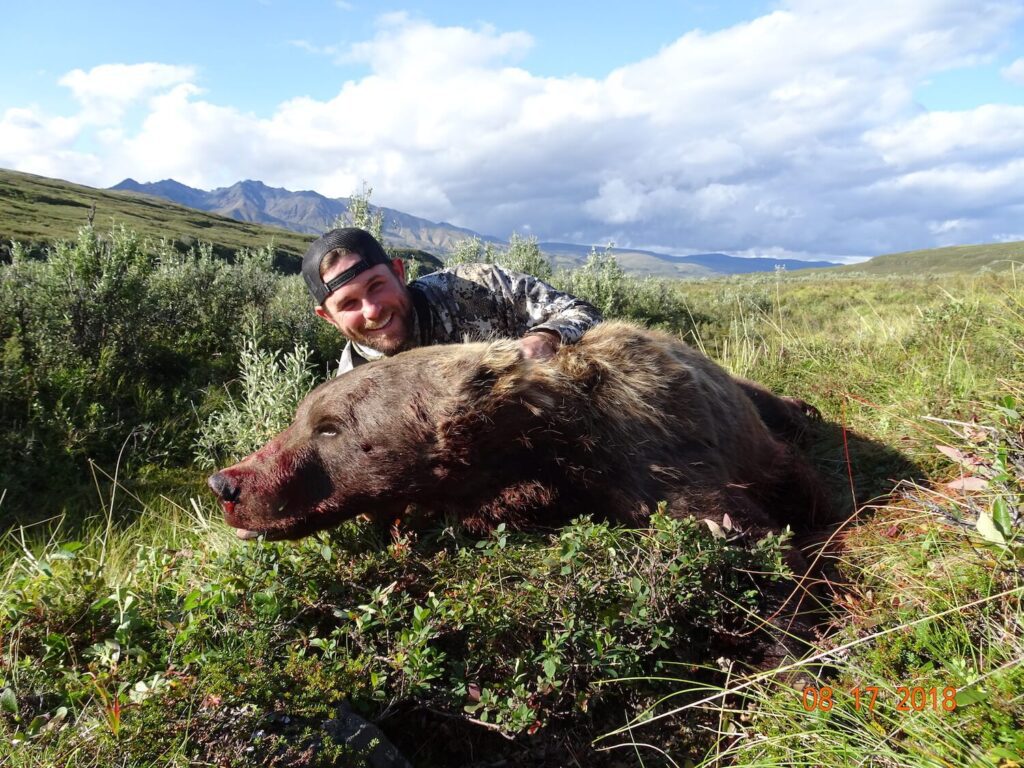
xmin=302 ymin=227 xmax=393 ymax=305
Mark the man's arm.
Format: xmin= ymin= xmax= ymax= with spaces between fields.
xmin=480 ymin=264 xmax=603 ymax=360
xmin=477 ymin=264 xmax=603 ymax=356
xmin=412 ymin=262 xmax=604 ymax=358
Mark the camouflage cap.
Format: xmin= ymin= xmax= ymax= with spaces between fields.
xmin=302 ymin=227 xmax=392 ymax=305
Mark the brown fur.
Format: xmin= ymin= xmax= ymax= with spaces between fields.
xmin=209 ymin=322 xmax=827 ymax=540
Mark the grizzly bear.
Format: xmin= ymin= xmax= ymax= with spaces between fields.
xmin=208 ymin=322 xmax=826 ymax=542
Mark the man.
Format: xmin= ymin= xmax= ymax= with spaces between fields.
xmin=302 ymin=227 xmax=603 ymax=374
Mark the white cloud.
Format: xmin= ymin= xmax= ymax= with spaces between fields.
xmin=0 ymin=106 xmax=102 ymax=182
xmin=58 ymin=63 xmax=196 ymax=124
xmin=287 ymin=39 xmax=343 ymax=58
xmin=1003 ymin=57 xmax=1024 ymax=85
xmin=5 ymin=1 xmax=1024 ymax=260
xmin=345 ymin=13 xmax=533 ymax=78
xmin=0 ymin=63 xmax=198 ymax=182
xmin=0 ymin=107 xmax=78 ymax=156
xmin=864 ymin=105 xmax=1024 ymax=167
xmin=584 ymin=179 xmax=647 ymax=225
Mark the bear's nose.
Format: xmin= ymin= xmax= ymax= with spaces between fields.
xmin=208 ymin=472 xmax=241 ymax=503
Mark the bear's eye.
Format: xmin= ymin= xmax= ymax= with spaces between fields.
xmin=314 ymin=423 xmax=339 ymax=438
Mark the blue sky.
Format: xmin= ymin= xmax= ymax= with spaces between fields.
xmin=3 ymin=1 xmax=1024 ymax=260
xmin=5 ymin=2 xmax=785 ymax=115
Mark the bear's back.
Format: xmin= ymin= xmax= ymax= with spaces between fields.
xmin=552 ymin=323 xmax=774 ymax=473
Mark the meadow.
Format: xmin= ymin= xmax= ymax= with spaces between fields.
xmin=0 ymin=223 xmax=1022 ymax=767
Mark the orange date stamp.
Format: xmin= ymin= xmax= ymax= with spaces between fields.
xmin=801 ymin=686 xmax=958 ymax=712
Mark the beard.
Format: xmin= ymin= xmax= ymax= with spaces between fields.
xmin=350 ymin=302 xmax=415 ymax=355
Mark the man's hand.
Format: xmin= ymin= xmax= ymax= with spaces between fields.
xmin=519 ymin=330 xmax=561 ymax=361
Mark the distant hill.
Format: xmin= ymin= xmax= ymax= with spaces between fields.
xmin=24 ymin=168 xmax=1015 ymax=278
xmin=675 ymin=252 xmax=842 ymax=274
xmin=537 ymin=242 xmax=840 ymax=277
xmin=2 ymin=169 xmax=313 ymax=267
xmin=834 ymin=241 xmax=1024 ymax=275
xmin=0 ymin=170 xmax=442 ymax=274
xmin=536 ymin=241 xmax=714 ymax=277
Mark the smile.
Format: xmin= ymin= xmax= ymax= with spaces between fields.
xmin=364 ymin=313 xmax=393 ymax=332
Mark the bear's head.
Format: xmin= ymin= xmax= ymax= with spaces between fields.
xmin=208 ymin=340 xmax=558 ymax=540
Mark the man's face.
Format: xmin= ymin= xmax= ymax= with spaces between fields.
xmin=315 ymin=254 xmax=414 ymax=355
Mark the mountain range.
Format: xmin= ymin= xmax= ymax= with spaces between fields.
xmin=110 ymin=178 xmax=842 ymax=276
xmin=5 ymin=168 xmax=1020 ymax=276
xmin=111 ymin=178 xmax=499 ymax=252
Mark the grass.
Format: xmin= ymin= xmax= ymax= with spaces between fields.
xmin=2 ymin=256 xmax=1023 ymax=765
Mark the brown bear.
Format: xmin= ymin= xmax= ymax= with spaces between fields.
xmin=208 ymin=321 xmax=827 ymax=542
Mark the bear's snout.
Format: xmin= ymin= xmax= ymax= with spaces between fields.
xmin=208 ymin=472 xmax=241 ymax=504
xmin=208 ymin=471 xmax=263 ymax=538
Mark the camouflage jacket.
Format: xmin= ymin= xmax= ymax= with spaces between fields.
xmin=338 ymin=263 xmax=603 ymax=374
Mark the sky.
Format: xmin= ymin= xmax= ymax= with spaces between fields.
xmin=3 ymin=0 xmax=1024 ymax=262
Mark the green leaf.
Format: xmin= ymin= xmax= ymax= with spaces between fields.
xmin=26 ymin=715 xmax=47 ymax=736
xmin=955 ymin=686 xmax=988 ymax=707
xmin=543 ymin=657 xmax=558 ymax=679
xmin=995 ymin=405 xmax=1020 ymax=422
xmin=1 ymin=687 xmax=17 ymax=717
xmin=976 ymin=511 xmax=1007 ymax=545
xmin=996 ymin=395 xmax=1020 ymax=422
xmin=183 ymin=589 xmax=203 ymax=611
xmin=992 ymin=497 xmax=1014 ymax=538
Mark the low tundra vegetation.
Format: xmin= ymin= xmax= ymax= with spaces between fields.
xmin=1 ymin=224 xmax=1023 ymax=765
xmin=1 ymin=500 xmax=796 ymax=765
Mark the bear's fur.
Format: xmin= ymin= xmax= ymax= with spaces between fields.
xmin=209 ymin=322 xmax=827 ymax=541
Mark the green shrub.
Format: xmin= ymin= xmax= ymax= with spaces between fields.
xmin=496 ymin=233 xmax=553 ymax=280
xmin=445 ymin=233 xmax=553 ymax=281
xmin=551 ymin=248 xmax=705 ymax=336
xmin=194 ymin=320 xmax=320 ymax=469
xmin=554 ymin=247 xmax=627 ymax=317
xmin=0 ymin=226 xmax=339 ymax=526
xmin=444 ymin=236 xmax=497 ymax=267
